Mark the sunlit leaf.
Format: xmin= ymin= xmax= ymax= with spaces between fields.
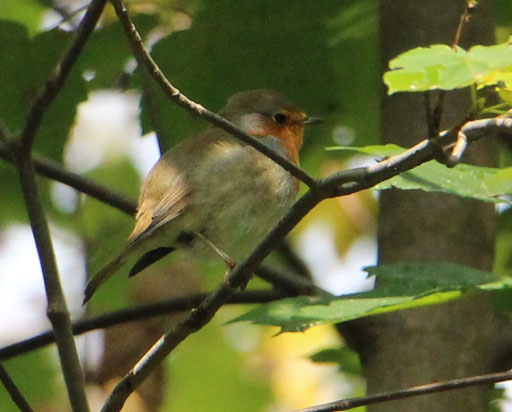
xmin=231 ymin=262 xmax=511 ymax=333
xmin=329 ymin=144 xmax=512 ymax=202
xmin=383 ymin=41 xmax=512 ymax=94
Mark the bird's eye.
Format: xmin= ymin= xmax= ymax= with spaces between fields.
xmin=273 ymin=112 xmax=287 ymax=124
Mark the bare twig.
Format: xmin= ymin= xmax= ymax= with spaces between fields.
xmin=423 ymin=92 xmax=450 ymax=164
xmin=296 ymin=369 xmax=512 ymax=412
xmin=0 ymin=289 xmax=293 ymax=360
xmin=0 ymin=140 xmax=136 ymax=215
xmin=100 ymin=191 xmax=320 ymax=412
xmin=20 ymin=0 xmax=108 ymax=150
xmin=453 ymin=1 xmax=477 ymax=49
xmin=256 ymin=265 xmax=324 ymax=295
xmin=449 ymin=129 xmax=469 ymax=165
xmin=12 ymin=153 xmax=90 ymax=412
xmin=2 ymin=1 xmax=109 ymax=411
xmin=108 ymin=0 xmax=319 ymax=190
xmin=99 ymin=117 xmax=501 ymax=411
xmin=0 ymin=363 xmax=34 ymax=412
xmin=446 ymin=116 xmax=512 ymax=166
xmin=55 ymin=4 xmax=92 ymax=28
xmin=422 ymin=1 xmax=476 ymax=165
xmin=65 ymin=5 xmax=511 ymax=408
xmin=0 ymin=126 xmax=90 ymax=412
xmin=277 ymin=241 xmax=313 ymax=280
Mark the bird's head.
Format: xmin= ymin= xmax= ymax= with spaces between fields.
xmin=219 ymin=89 xmax=321 ymax=164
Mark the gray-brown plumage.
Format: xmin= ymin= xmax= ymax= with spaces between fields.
xmin=83 ymin=90 xmax=320 ymax=303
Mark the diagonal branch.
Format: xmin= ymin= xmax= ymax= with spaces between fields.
xmin=20 ymin=0 xmax=107 ymax=150
xmin=0 ymin=139 xmax=136 ymax=215
xmin=100 ymin=118 xmax=494 ymax=410
xmin=296 ymin=369 xmax=512 ymax=412
xmin=12 ymin=151 xmax=90 ymax=412
xmin=108 ymin=0 xmax=319 ymax=190
xmin=101 ymin=191 xmax=320 ymax=412
xmin=0 ymin=362 xmax=34 ymax=412
xmin=0 ymin=289 xmax=294 ymax=360
xmin=3 ymin=1 xmax=109 ymax=410
xmin=0 ymin=125 xmax=91 ymax=412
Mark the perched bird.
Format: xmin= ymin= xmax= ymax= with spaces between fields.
xmin=83 ymin=89 xmax=321 ymax=303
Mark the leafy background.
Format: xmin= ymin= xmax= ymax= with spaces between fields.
xmin=0 ymin=0 xmax=511 ymax=411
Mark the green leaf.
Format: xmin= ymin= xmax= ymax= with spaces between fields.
xmin=376 ymin=163 xmax=512 ymax=202
xmin=0 ymin=21 xmax=87 ymax=161
xmin=326 ymin=143 xmax=405 ymax=156
xmin=230 ymin=262 xmax=511 ymax=333
xmin=310 ymin=347 xmax=363 ymax=376
xmin=133 ymin=0 xmax=343 ymax=152
xmin=383 ymin=41 xmax=512 ymax=94
xmin=329 ymin=144 xmax=512 ymax=202
xmin=80 ymin=15 xmax=158 ymax=90
xmin=0 ymin=0 xmax=46 ymax=36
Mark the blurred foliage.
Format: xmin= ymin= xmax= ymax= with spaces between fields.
xmin=0 ymin=0 xmax=46 ymax=36
xmin=232 ymin=262 xmax=511 ymax=333
xmin=80 ymin=14 xmax=158 ymax=90
xmin=1 ymin=0 xmax=512 ymax=411
xmin=310 ymin=347 xmax=363 ymax=377
xmin=80 ymin=160 xmax=140 ymax=311
xmin=0 ymin=21 xmax=87 ymax=161
xmin=134 ymin=0 xmax=380 ymax=169
xmin=0 ymin=349 xmax=60 ymax=411
xmin=162 ymin=314 xmax=272 ymax=412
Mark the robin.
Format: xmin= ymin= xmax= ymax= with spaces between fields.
xmin=83 ymin=89 xmax=321 ymax=303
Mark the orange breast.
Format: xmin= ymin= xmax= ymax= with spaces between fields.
xmin=251 ymin=123 xmax=304 ymax=165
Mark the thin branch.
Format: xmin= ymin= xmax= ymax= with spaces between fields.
xmin=296 ymin=369 xmax=512 ymax=412
xmin=446 ymin=116 xmax=512 ymax=166
xmin=0 ymin=125 xmax=90 ymax=412
xmin=256 ymin=265 xmax=324 ymax=296
xmin=423 ymin=91 xmax=450 ymax=165
xmin=20 ymin=0 xmax=108 ymax=150
xmin=108 ymin=0 xmax=319 ymax=190
xmin=0 ymin=289 xmax=293 ymax=360
xmin=422 ymin=0 xmax=475 ymax=161
xmin=99 ymin=125 xmax=472 ymax=411
xmin=100 ymin=191 xmax=321 ymax=412
xmin=277 ymin=241 xmax=313 ymax=280
xmin=12 ymin=154 xmax=90 ymax=412
xmin=55 ymin=4 xmax=92 ymax=29
xmin=0 ymin=139 xmax=136 ymax=216
xmin=423 ymin=92 xmax=437 ymax=139
xmin=0 ymin=363 xmax=35 ymax=412
xmin=453 ymin=1 xmax=477 ymax=49
xmin=4 ymin=2 xmax=109 ymax=410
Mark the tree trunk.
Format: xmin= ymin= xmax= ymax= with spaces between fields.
xmin=344 ymin=1 xmax=512 ymax=411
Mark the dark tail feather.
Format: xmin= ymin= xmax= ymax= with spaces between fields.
xmin=83 ymin=253 xmax=126 ymax=304
xmin=128 ymin=246 xmax=175 ymax=278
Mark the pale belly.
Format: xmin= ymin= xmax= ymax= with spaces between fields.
xmin=184 ymin=142 xmax=297 ymax=260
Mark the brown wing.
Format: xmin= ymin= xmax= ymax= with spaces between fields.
xmin=128 ymin=151 xmax=190 ymax=244
xmin=127 ymin=128 xmax=224 ymax=244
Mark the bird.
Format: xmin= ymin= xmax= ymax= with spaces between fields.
xmin=83 ymin=89 xmax=321 ymax=303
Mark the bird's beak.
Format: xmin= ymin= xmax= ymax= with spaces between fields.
xmin=302 ymin=116 xmax=323 ymax=126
